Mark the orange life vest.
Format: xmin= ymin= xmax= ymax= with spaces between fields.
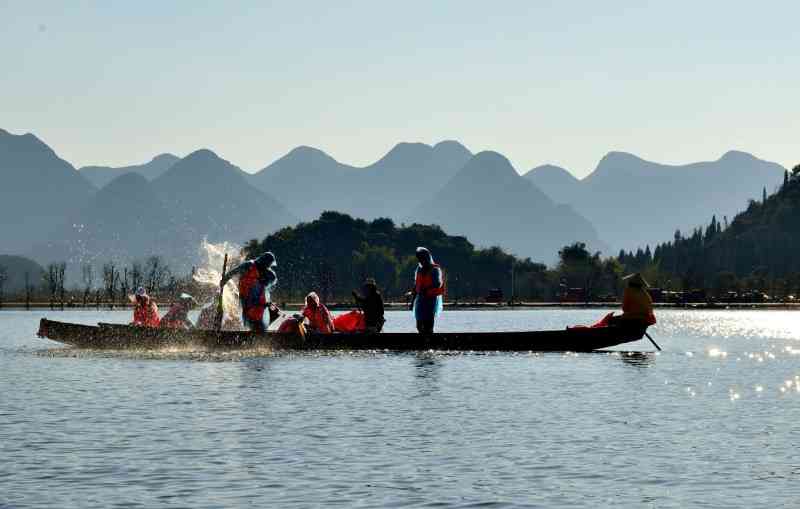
xmin=415 ymin=263 xmax=445 ymax=297
xmin=133 ymin=299 xmax=160 ymax=327
xmin=239 ymin=263 xmax=268 ymax=321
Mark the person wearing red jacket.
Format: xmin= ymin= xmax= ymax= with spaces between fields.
xmin=302 ymin=291 xmax=335 ymax=334
xmin=130 ymin=287 xmax=160 ymax=327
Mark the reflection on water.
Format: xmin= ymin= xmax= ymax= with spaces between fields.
xmin=615 ymin=351 xmax=657 ymax=368
xmin=4 ymin=308 xmax=800 ymax=507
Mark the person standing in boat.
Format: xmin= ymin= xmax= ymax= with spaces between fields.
xmin=611 ymin=273 xmax=657 ymax=328
xmin=160 ymin=293 xmax=198 ymax=330
xmin=410 ymin=247 xmax=445 ymax=334
xmin=130 ymin=287 xmax=160 ymax=328
xmin=220 ymin=251 xmax=277 ymax=333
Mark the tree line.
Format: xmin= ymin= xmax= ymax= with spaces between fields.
xmin=0 ymin=255 xmax=196 ymax=309
xmin=619 ymin=164 xmax=800 ymax=299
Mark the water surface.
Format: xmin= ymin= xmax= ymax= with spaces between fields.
xmin=2 ymin=309 xmax=800 ymax=507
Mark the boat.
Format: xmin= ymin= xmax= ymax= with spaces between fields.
xmin=36 ymin=318 xmax=648 ymax=352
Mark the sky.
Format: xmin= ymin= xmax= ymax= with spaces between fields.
xmin=2 ymin=1 xmax=799 ymax=178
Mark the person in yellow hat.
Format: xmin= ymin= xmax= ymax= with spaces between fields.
xmin=612 ymin=273 xmax=656 ymax=327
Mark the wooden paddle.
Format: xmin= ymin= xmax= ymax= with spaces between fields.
xmin=214 ymin=253 xmax=228 ymax=332
xmin=645 ymin=331 xmax=662 ymax=351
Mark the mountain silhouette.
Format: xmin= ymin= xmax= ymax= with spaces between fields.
xmin=250 ymin=141 xmax=472 ymax=221
xmin=523 ymin=164 xmax=581 ymax=205
xmin=524 ymin=150 xmax=786 ymax=252
xmin=79 ymin=153 xmax=180 ymax=189
xmin=0 ymin=128 xmax=93 ymax=255
xmin=412 ymin=151 xmax=603 ymax=262
xmin=0 ymin=255 xmax=45 ymax=294
xmin=153 ymin=149 xmax=296 ymax=249
xmin=39 ymin=172 xmax=190 ymax=267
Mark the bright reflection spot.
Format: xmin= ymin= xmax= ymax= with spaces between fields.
xmin=755 ymin=385 xmax=764 ymax=392
xmin=708 ymin=348 xmax=727 ymax=358
xmin=685 ymin=351 xmax=694 ymax=357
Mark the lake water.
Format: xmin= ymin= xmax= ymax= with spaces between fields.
xmin=2 ymin=308 xmax=800 ymax=508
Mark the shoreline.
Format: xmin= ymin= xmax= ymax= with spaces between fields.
xmin=2 ymin=301 xmax=798 ymax=311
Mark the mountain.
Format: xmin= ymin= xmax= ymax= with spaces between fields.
xmin=356 ymin=141 xmax=473 ymax=219
xmin=523 ymin=164 xmax=581 ymax=205
xmin=0 ymin=129 xmax=94 ymax=254
xmin=635 ymin=167 xmax=800 ymax=288
xmin=153 ymin=149 xmax=296 ymax=249
xmin=250 ymin=140 xmax=472 ymax=221
xmin=525 ymin=151 xmax=786 ymax=252
xmin=249 ymin=146 xmax=361 ymax=221
xmin=0 ymin=255 xmax=45 ymax=294
xmin=39 ymin=173 xmax=190 ymax=268
xmin=79 ymin=153 xmax=180 ymax=189
xmin=411 ymin=151 xmax=603 ymax=263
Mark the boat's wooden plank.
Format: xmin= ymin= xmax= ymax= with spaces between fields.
xmin=37 ymin=318 xmax=646 ymax=352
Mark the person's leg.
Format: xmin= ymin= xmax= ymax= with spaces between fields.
xmin=417 ymin=319 xmax=434 ymax=334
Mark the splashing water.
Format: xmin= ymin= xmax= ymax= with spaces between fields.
xmin=193 ymin=239 xmax=244 ymax=322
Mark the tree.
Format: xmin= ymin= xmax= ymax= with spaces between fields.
xmin=24 ymin=271 xmax=33 ymax=310
xmin=0 ymin=265 xmax=7 ymax=308
xmin=145 ymin=256 xmax=167 ymax=293
xmin=81 ymin=264 xmax=94 ymax=307
xmin=102 ymin=262 xmax=119 ymax=309
xmin=131 ymin=261 xmax=143 ymax=291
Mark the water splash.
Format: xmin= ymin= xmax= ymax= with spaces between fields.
xmin=193 ymin=239 xmax=244 ymax=323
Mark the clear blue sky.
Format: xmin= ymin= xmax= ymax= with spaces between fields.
xmin=2 ymin=1 xmax=798 ymax=177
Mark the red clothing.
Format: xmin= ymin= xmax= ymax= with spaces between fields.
xmin=133 ymin=299 xmax=160 ymax=327
xmin=160 ymin=304 xmax=191 ymax=330
xmin=302 ymin=303 xmax=335 ymax=333
xmin=415 ymin=263 xmax=445 ymax=297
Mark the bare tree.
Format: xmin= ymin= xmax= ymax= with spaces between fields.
xmin=119 ymin=267 xmax=130 ymax=307
xmin=102 ymin=262 xmax=119 ymax=309
xmin=0 ymin=265 xmax=7 ymax=308
xmin=131 ymin=261 xmax=143 ymax=292
xmin=145 ymin=256 xmax=167 ymax=294
xmin=24 ymin=271 xmax=33 ymax=310
xmin=57 ymin=263 xmax=66 ymax=310
xmin=81 ymin=264 xmax=94 ymax=307
xmin=45 ymin=263 xmax=59 ymax=309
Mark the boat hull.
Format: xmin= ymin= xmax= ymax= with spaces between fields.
xmin=37 ymin=318 xmax=647 ymax=352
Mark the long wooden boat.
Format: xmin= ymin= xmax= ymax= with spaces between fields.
xmin=37 ymin=318 xmax=648 ymax=352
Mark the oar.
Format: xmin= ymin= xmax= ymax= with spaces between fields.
xmin=645 ymin=331 xmax=662 ymax=351
xmin=214 ymin=253 xmax=228 ymax=332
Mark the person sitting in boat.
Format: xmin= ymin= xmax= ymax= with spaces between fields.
xmin=610 ymin=273 xmax=657 ymax=328
xmin=352 ymin=278 xmax=385 ymax=332
xmin=130 ymin=287 xmax=160 ymax=327
xmin=302 ymin=291 xmax=335 ymax=334
xmin=410 ymin=247 xmax=444 ymax=334
xmin=220 ymin=251 xmax=277 ymax=333
xmin=160 ymin=293 xmax=198 ymax=330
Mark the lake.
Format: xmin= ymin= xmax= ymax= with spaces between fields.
xmin=2 ymin=308 xmax=800 ymax=508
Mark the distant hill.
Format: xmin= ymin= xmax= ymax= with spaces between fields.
xmin=412 ymin=151 xmax=603 ymax=263
xmin=153 ymin=149 xmax=296 ymax=250
xmin=523 ymin=164 xmax=581 ymax=205
xmin=0 ymin=255 xmax=45 ymax=294
xmin=524 ymin=150 xmax=786 ymax=252
xmin=0 ymin=129 xmax=94 ymax=255
xmin=249 ymin=141 xmax=472 ymax=221
xmin=629 ymin=165 xmax=800 ymax=289
xmin=39 ymin=173 xmax=191 ymax=268
xmin=79 ymin=153 xmax=180 ymax=189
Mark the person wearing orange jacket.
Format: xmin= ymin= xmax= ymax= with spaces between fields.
xmin=221 ymin=251 xmax=277 ymax=333
xmin=302 ymin=291 xmax=335 ymax=334
xmin=612 ymin=273 xmax=657 ymax=327
xmin=411 ymin=247 xmax=444 ymax=334
xmin=130 ymin=287 xmax=160 ymax=327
